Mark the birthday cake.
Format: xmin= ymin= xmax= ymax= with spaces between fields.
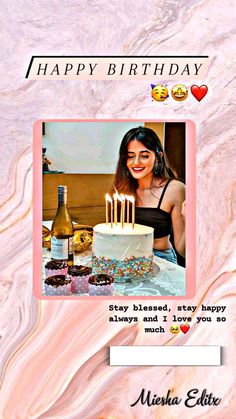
xmin=92 ymin=223 xmax=154 ymax=278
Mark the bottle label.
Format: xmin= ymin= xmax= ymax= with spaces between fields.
xmin=51 ymin=237 xmax=69 ymax=259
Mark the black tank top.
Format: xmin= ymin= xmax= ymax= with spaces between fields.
xmin=135 ymin=179 xmax=172 ymax=239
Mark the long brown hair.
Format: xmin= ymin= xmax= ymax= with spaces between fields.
xmin=113 ymin=126 xmax=176 ymax=197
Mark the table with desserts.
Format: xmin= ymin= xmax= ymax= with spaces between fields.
xmin=42 ymin=246 xmax=185 ymax=297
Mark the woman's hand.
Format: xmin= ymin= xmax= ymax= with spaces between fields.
xmin=181 ymin=200 xmax=186 ymax=220
xmin=170 ymin=182 xmax=186 ymax=257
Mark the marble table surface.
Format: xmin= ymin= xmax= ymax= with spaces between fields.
xmin=1 ymin=2 xmax=235 ymax=417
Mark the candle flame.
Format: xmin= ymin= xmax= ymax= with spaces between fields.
xmin=113 ymin=185 xmax=119 ymax=194
xmin=105 ymin=193 xmax=112 ymax=203
xmin=120 ymin=193 xmax=125 ymax=201
xmin=126 ymin=195 xmax=135 ymax=203
xmin=113 ymin=192 xmax=118 ymax=200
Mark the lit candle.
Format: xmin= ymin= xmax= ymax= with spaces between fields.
xmin=113 ymin=192 xmax=118 ymax=225
xmin=120 ymin=194 xmax=125 ymax=228
xmin=105 ymin=193 xmax=109 ymax=225
xmin=125 ymin=195 xmax=130 ymax=224
xmin=130 ymin=196 xmax=135 ymax=229
xmin=110 ymin=200 xmax=113 ymax=228
xmin=105 ymin=193 xmax=113 ymax=228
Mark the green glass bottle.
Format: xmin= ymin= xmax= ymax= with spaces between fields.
xmin=51 ymin=185 xmax=74 ymax=266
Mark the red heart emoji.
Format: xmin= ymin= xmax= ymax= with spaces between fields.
xmin=191 ymin=85 xmax=208 ymax=101
xmin=180 ymin=324 xmax=190 ymax=334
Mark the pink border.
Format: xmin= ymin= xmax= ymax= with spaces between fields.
xmin=33 ymin=119 xmax=196 ymax=300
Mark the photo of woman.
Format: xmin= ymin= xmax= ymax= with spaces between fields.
xmin=39 ymin=120 xmax=192 ymax=297
xmin=114 ymin=126 xmax=185 ymax=265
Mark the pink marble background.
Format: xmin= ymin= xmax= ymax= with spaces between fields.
xmin=0 ymin=1 xmax=235 ymax=418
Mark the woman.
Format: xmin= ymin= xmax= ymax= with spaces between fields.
xmin=114 ymin=126 xmax=185 ymax=264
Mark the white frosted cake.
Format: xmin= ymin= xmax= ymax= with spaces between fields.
xmin=92 ymin=223 xmax=154 ymax=278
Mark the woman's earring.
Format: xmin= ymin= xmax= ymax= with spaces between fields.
xmin=153 ymin=161 xmax=159 ymax=175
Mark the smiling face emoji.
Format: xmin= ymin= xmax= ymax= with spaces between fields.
xmin=170 ymin=325 xmax=180 ymax=334
xmin=151 ymin=84 xmax=169 ymax=102
xmin=171 ymin=84 xmax=188 ymax=101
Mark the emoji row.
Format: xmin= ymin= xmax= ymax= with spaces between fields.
xmin=170 ymin=324 xmax=190 ymax=334
xmin=151 ymin=83 xmax=208 ymax=102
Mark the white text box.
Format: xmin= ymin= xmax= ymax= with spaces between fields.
xmin=110 ymin=346 xmax=221 ymax=366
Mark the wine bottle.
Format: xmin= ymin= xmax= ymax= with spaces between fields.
xmin=51 ymin=185 xmax=74 ymax=265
